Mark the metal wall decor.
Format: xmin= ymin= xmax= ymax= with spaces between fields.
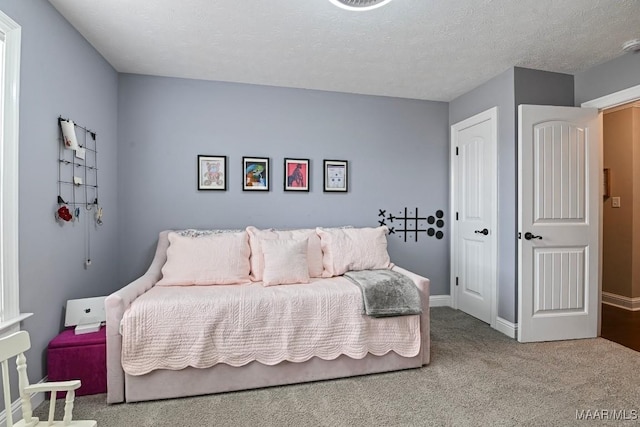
xmin=57 ymin=116 xmax=100 ymax=212
xmin=377 ymin=207 xmax=445 ymax=241
xmin=56 ymin=116 xmax=103 ymax=268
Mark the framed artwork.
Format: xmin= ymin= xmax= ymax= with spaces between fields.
xmin=284 ymin=158 xmax=310 ymax=192
xmin=197 ymin=155 xmax=227 ymax=191
xmin=603 ymin=168 xmax=611 ymax=198
xmin=243 ymin=157 xmax=270 ymax=191
xmin=323 ymin=159 xmax=348 ymax=192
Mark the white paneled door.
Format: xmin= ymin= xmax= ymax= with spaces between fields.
xmin=518 ymin=105 xmax=599 ymax=342
xmin=451 ymin=107 xmax=497 ymax=326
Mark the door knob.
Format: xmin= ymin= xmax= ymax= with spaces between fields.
xmin=524 ymin=232 xmax=542 ymax=240
xmin=474 ymin=228 xmax=489 ymax=236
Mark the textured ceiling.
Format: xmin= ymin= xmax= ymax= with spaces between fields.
xmin=48 ymin=0 xmax=640 ymax=102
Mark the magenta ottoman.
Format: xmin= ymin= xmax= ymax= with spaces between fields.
xmin=47 ymin=326 xmax=106 ymax=396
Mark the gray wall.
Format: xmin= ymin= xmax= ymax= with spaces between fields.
xmin=575 ymin=52 xmax=640 ymax=105
xmin=514 ymin=67 xmax=574 ymax=108
xmin=449 ymin=67 xmax=574 ymax=324
xmin=117 ymin=74 xmax=450 ymax=294
xmin=449 ymin=68 xmax=516 ymax=322
xmin=0 ymin=0 xmax=119 ymax=402
xmin=1 ymin=2 xmax=632 ymax=406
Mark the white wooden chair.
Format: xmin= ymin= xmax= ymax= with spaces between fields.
xmin=0 ymin=330 xmax=96 ymax=427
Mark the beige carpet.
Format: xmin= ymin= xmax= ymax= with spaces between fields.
xmin=35 ymin=307 xmax=640 ymax=426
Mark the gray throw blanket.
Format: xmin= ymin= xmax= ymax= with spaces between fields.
xmin=343 ymin=269 xmax=422 ymax=318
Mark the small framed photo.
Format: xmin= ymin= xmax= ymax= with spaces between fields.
xmin=603 ymin=168 xmax=611 ymax=198
xmin=197 ymin=155 xmax=227 ymax=191
xmin=243 ymin=157 xmax=269 ymax=191
xmin=284 ymin=158 xmax=310 ymax=192
xmin=323 ymin=159 xmax=348 ymax=192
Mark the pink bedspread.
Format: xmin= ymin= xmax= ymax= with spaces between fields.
xmin=120 ymin=277 xmax=421 ymax=376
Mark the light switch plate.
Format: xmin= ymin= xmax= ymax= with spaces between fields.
xmin=612 ymin=197 xmax=621 ymax=208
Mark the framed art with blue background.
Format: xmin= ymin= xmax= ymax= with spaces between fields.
xmin=243 ymin=157 xmax=269 ymax=191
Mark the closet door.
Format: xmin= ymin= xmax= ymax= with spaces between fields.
xmin=451 ymin=107 xmax=497 ymax=326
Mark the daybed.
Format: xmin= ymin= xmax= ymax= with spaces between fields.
xmin=106 ymin=226 xmax=430 ymax=403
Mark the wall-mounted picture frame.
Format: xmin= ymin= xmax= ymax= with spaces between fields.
xmin=323 ymin=159 xmax=348 ymax=192
xmin=284 ymin=158 xmax=310 ymax=192
xmin=243 ymin=157 xmax=269 ymax=191
xmin=603 ymin=168 xmax=611 ymax=198
xmin=197 ymin=155 xmax=227 ymax=191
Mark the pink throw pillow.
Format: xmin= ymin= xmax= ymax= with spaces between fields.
xmin=261 ymin=238 xmax=310 ymax=286
xmin=246 ymin=226 xmax=323 ymax=280
xmin=316 ymin=226 xmax=393 ymax=277
xmin=156 ymin=231 xmax=251 ymax=286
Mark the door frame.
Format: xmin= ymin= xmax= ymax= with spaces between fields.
xmin=581 ymin=84 xmax=640 ymax=334
xmin=450 ymin=106 xmax=499 ymax=329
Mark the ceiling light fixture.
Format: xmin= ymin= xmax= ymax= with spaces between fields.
xmin=622 ymin=39 xmax=640 ymax=53
xmin=328 ymin=0 xmax=394 ymax=11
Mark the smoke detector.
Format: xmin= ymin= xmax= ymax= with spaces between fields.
xmin=622 ymin=39 xmax=640 ymax=53
xmin=328 ymin=0 xmax=394 ymax=11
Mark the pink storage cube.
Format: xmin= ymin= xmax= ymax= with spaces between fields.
xmin=47 ymin=326 xmax=106 ymax=396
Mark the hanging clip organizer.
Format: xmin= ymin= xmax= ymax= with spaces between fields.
xmin=57 ymin=116 xmax=103 ymax=267
xmin=57 ymin=116 xmax=100 ymax=214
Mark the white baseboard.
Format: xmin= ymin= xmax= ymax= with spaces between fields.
xmin=429 ymin=295 xmax=451 ymax=307
xmin=602 ymin=292 xmax=640 ymax=311
xmin=0 ymin=376 xmax=47 ymax=427
xmin=494 ymin=316 xmax=518 ymax=339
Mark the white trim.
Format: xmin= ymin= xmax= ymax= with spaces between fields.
xmin=450 ymin=107 xmax=499 ymax=328
xmin=429 ymin=295 xmax=451 ymax=307
xmin=581 ymin=84 xmax=640 ymax=109
xmin=597 ymin=112 xmax=604 ymax=336
xmin=449 ymin=123 xmax=458 ymax=310
xmin=494 ymin=317 xmax=518 ymax=339
xmin=602 ymin=292 xmax=640 ymax=311
xmin=582 ymin=85 xmax=640 ymax=335
xmin=0 ymin=376 xmax=46 ymax=427
xmin=0 ymin=312 xmax=31 ymax=333
xmin=602 ymin=101 xmax=640 ymax=115
xmin=0 ymin=10 xmax=21 ymax=323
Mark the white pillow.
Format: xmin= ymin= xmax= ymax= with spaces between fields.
xmin=316 ymin=226 xmax=393 ymax=277
xmin=261 ymin=238 xmax=310 ymax=286
xmin=156 ymin=231 xmax=251 ymax=286
xmin=246 ymin=226 xmax=324 ymax=280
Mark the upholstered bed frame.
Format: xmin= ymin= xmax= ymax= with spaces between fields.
xmin=105 ymin=231 xmax=431 ymax=403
